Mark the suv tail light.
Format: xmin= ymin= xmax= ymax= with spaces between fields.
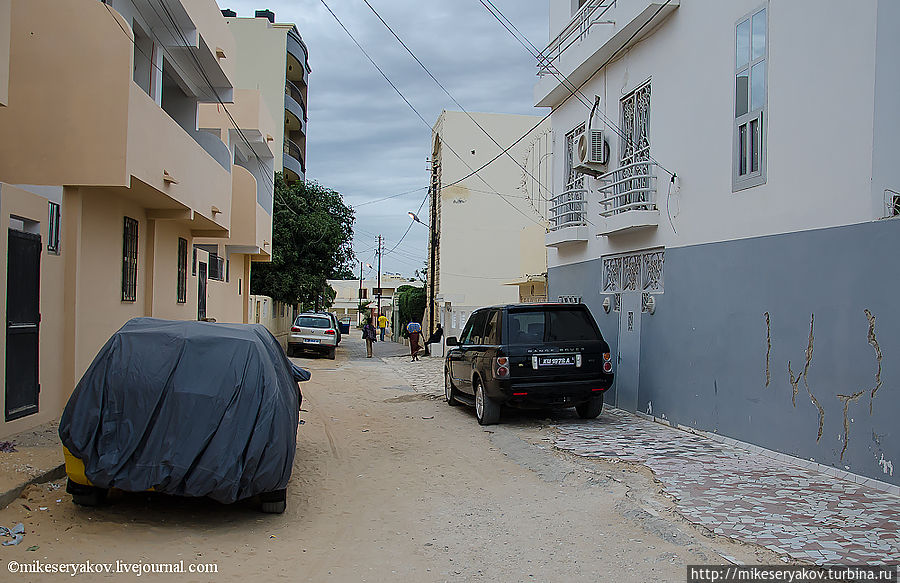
xmin=493 ymin=356 xmax=510 ymax=379
xmin=291 ymin=326 xmax=301 ymax=332
xmin=325 ymin=329 xmax=336 ymax=335
xmin=603 ymin=352 xmax=613 ymax=373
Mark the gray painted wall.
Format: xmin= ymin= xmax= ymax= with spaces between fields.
xmin=549 ymin=219 xmax=900 ymax=486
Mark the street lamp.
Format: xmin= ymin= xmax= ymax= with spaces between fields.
xmin=408 ymin=211 xmax=424 ymax=224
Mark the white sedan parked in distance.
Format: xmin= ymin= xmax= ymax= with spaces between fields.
xmin=288 ymin=313 xmax=337 ymax=359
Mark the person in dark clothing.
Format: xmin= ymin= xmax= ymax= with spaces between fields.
xmin=362 ymin=318 xmax=377 ymax=358
xmin=423 ymin=324 xmax=443 ymax=356
xmin=406 ymin=320 xmax=422 ymax=362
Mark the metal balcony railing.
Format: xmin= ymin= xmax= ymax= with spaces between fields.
xmin=285 ymin=80 xmax=307 ymax=120
xmin=549 ymin=188 xmax=588 ymax=231
xmin=537 ymin=1 xmax=617 ymax=76
xmin=284 ymin=138 xmax=305 ymax=172
xmin=597 ymin=161 xmax=658 ymax=216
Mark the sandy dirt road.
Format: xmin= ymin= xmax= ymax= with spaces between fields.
xmin=0 ymin=336 xmax=779 ymax=582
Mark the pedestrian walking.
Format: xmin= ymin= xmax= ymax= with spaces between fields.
xmin=406 ymin=320 xmax=422 ymax=362
xmin=424 ymin=323 xmax=443 ymax=356
xmin=362 ymin=317 xmax=377 ymax=358
xmin=377 ymin=313 xmax=388 ymax=342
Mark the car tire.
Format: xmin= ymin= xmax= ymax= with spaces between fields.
xmin=260 ymin=489 xmax=286 ymax=514
xmin=575 ymin=396 xmax=604 ymax=419
xmin=475 ymin=380 xmax=500 ymax=425
xmin=445 ymin=369 xmax=460 ymax=406
xmin=67 ymin=479 xmax=107 ymax=507
xmin=328 ymin=346 xmax=336 ymax=360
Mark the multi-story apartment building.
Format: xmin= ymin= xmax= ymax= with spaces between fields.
xmin=0 ymin=0 xmax=283 ymax=438
xmin=220 ymin=9 xmax=310 ymax=183
xmin=425 ymin=111 xmax=551 ymax=344
xmin=538 ymin=0 xmax=899 ymax=486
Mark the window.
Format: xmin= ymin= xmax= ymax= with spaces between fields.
xmin=225 ymin=259 xmax=230 ymax=283
xmin=192 ymin=248 xmax=197 ymax=276
xmin=122 ymin=216 xmax=138 ymax=302
xmin=208 ymin=253 xmax=224 ymax=281
xmin=619 ymin=81 xmax=652 ymax=209
xmin=483 ymin=310 xmax=502 ymax=345
xmin=47 ymin=202 xmax=60 ymax=255
xmin=360 ymin=288 xmax=368 ymax=299
xmin=176 ymin=237 xmax=187 ymax=303
xmin=734 ymin=6 xmax=767 ymax=190
xmin=461 ymin=311 xmax=488 ymax=345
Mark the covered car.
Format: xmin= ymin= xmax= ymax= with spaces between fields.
xmin=59 ymin=318 xmax=306 ymax=513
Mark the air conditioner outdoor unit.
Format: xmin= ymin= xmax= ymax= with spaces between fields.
xmin=574 ymin=129 xmax=609 ymax=177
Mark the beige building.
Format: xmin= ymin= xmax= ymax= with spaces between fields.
xmin=220 ymin=9 xmax=310 ymax=183
xmin=0 ymin=0 xmax=289 ymax=438
xmin=424 ymin=111 xmax=552 ymax=342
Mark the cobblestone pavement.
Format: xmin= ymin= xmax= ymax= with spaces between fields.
xmin=382 ymin=354 xmax=444 ymax=397
xmin=554 ymin=409 xmax=900 ymax=565
xmin=380 ymin=353 xmax=900 ymax=565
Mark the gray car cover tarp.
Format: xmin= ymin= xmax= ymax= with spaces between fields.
xmin=59 ymin=318 xmax=302 ymax=504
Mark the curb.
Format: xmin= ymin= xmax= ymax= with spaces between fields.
xmin=0 ymin=463 xmax=66 ymax=510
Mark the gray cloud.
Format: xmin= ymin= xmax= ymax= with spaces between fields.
xmin=223 ymin=0 xmax=547 ymax=276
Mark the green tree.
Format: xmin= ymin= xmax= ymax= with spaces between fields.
xmin=251 ymin=175 xmax=355 ymax=306
xmin=396 ymin=285 xmax=426 ymax=338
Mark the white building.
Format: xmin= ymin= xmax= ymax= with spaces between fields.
xmin=425 ymin=111 xmax=552 ymax=342
xmin=328 ymin=273 xmax=421 ymax=325
xmin=538 ymin=0 xmax=899 ymax=487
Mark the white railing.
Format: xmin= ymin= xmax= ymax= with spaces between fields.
xmin=537 ymin=1 xmax=617 ymax=76
xmin=549 ymin=188 xmax=588 ymax=231
xmin=597 ymin=161 xmax=658 ymax=216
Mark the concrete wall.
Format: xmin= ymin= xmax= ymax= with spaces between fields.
xmin=550 ymin=218 xmax=900 ymax=487
xmin=249 ymin=295 xmax=295 ymax=349
xmin=871 ymin=0 xmax=900 ymax=218
xmin=0 ymin=184 xmax=66 ymax=437
xmin=0 ymin=0 xmax=9 ymax=107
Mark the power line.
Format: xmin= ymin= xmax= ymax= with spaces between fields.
xmin=320 ymin=0 xmax=546 ymax=229
xmin=478 ymin=0 xmax=676 ymax=179
xmin=361 ymin=0 xmax=555 ymax=203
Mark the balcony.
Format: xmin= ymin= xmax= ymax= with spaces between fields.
xmin=285 ymin=80 xmax=307 ymax=121
xmin=0 ymin=0 xmax=231 ymax=233
xmin=286 ymin=29 xmax=310 ymax=86
xmin=596 ymin=161 xmax=659 ymax=236
xmin=546 ymin=188 xmax=589 ymax=248
xmin=283 ymin=138 xmax=305 ymax=182
xmin=535 ymin=0 xmax=679 ymax=107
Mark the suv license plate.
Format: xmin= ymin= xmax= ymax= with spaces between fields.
xmin=304 ymin=338 xmax=321 ymax=344
xmin=536 ymin=355 xmax=576 ymax=367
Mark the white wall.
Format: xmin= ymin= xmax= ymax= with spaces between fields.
xmin=544 ymin=0 xmax=882 ymax=270
xmin=435 ymin=111 xmax=550 ymax=309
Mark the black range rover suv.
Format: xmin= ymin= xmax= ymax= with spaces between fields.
xmin=444 ymin=303 xmax=614 ymax=425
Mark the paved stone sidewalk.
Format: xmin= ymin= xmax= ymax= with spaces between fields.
xmin=382 ymin=354 xmax=444 ymax=397
xmin=554 ymin=409 xmax=900 ymax=565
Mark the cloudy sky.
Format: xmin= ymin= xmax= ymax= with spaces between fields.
xmin=223 ymin=0 xmax=549 ymax=278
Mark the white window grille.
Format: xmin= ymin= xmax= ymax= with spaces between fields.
xmin=733 ymin=6 xmax=767 ymax=190
xmin=597 ymin=82 xmax=657 ymax=216
xmin=549 ymin=124 xmax=587 ymax=231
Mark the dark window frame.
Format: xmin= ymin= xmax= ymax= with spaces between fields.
xmin=176 ymin=237 xmax=188 ymax=303
xmin=47 ymin=202 xmax=61 ymax=255
xmin=122 ymin=216 xmax=139 ymax=302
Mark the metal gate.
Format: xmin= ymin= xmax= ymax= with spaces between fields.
xmin=615 ymin=292 xmax=641 ymax=412
xmin=6 ymin=229 xmax=41 ymax=421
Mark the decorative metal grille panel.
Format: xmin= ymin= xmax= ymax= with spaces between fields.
xmin=602 ymin=249 xmax=665 ymax=304
xmin=622 ymin=255 xmax=641 ymax=291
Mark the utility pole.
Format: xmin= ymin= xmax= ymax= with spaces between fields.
xmin=428 ymin=158 xmax=439 ymax=339
xmin=376 ymin=235 xmax=383 ymax=321
xmin=358 ymin=259 xmax=364 ymax=325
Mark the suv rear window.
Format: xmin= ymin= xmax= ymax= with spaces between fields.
xmin=508 ymin=308 xmax=600 ymax=344
xmin=296 ymin=316 xmax=330 ymax=328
